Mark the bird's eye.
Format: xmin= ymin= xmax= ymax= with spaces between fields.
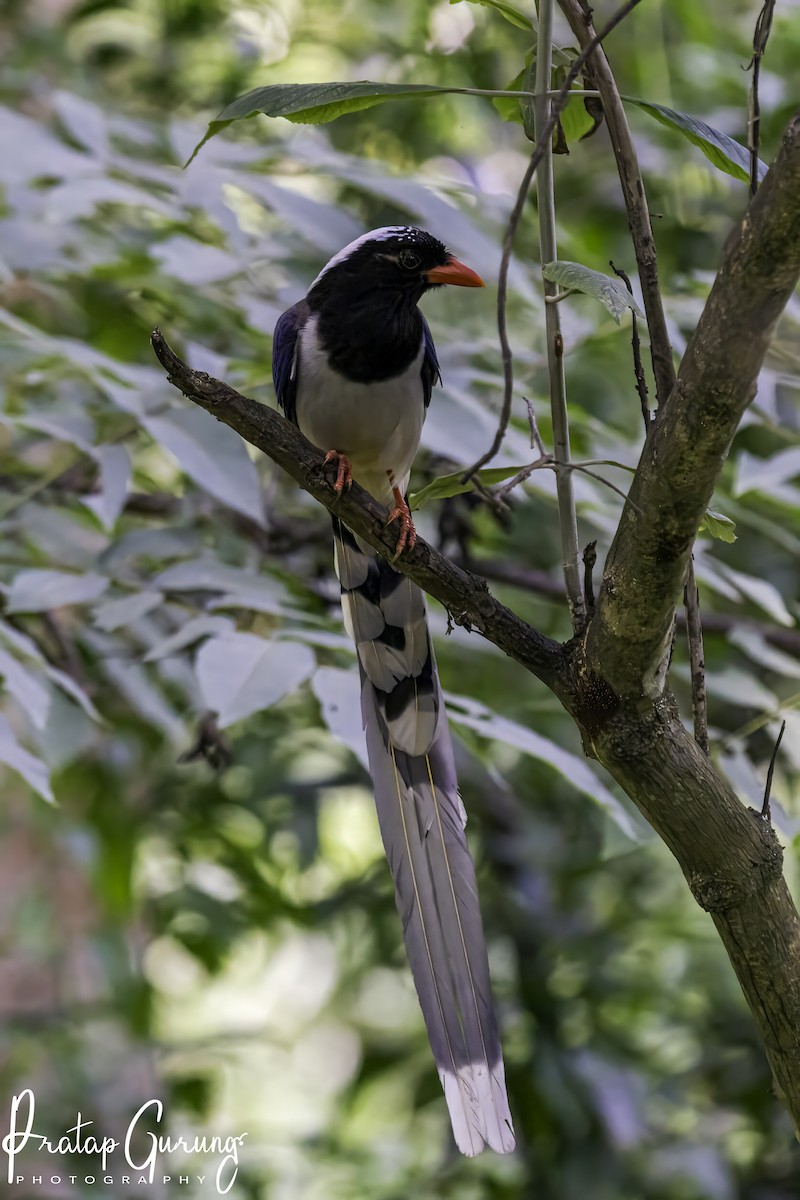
xmin=398 ymin=249 xmax=422 ymax=270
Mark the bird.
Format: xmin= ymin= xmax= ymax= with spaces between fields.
xmin=272 ymin=226 xmax=515 ymax=1157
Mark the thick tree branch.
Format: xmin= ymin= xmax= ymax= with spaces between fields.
xmin=149 ymin=329 xmax=563 ymax=690
xmin=589 ymin=109 xmax=800 ymax=699
xmin=580 ymin=692 xmax=800 ymax=1131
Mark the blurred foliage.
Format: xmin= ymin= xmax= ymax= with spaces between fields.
xmin=1 ymin=0 xmax=800 ymax=1197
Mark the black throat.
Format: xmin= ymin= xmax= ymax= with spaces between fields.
xmin=309 ymin=282 xmax=424 ymax=385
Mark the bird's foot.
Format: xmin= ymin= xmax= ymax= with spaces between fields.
xmin=386 ymin=487 xmax=417 ymax=561
xmin=323 ymin=450 xmax=353 ymax=494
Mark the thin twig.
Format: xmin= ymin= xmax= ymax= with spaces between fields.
xmin=524 ymin=396 xmax=546 ymax=454
xmin=583 ymin=540 xmax=597 ymax=612
xmin=610 ymin=260 xmax=650 ymax=425
xmin=494 ymin=457 xmax=636 ymax=510
xmin=494 ymin=454 xmax=554 ymax=498
xmin=683 ymin=560 xmax=708 ymax=755
xmin=533 ymin=0 xmax=580 ymax=627
xmin=463 ymin=0 xmax=645 ymax=485
xmin=748 ymin=0 xmax=776 ymax=198
xmin=761 ymin=719 xmax=786 ymax=822
xmin=558 ymin=0 xmax=674 ymax=408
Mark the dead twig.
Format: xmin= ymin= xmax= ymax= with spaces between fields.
xmin=583 ymin=540 xmax=597 ymax=612
xmin=761 ymin=719 xmax=786 ymax=822
xmin=610 ymin=260 xmax=650 ymax=425
xmin=748 ymin=0 xmax=776 ymax=198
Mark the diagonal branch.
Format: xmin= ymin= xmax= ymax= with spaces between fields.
xmin=149 ymin=329 xmax=564 ymax=690
xmin=588 ymin=109 xmax=800 ymax=698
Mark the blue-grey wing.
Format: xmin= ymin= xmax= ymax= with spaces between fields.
xmin=421 ymin=315 xmax=442 ymax=410
xmin=272 ymin=300 xmax=309 ymax=425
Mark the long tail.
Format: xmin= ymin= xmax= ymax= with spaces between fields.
xmin=332 ymin=516 xmax=515 ymax=1156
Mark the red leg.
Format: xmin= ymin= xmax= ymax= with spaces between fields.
xmin=385 ymin=485 xmax=417 ymax=560
xmin=323 ymin=450 xmax=353 ymax=494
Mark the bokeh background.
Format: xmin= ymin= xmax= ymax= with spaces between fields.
xmin=2 ymin=0 xmax=800 ymax=1196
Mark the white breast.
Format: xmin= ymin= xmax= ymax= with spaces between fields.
xmin=295 ymin=315 xmax=426 ymax=504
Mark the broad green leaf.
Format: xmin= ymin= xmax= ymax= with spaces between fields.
xmin=196 ymin=633 xmax=316 ymax=727
xmin=492 ymin=67 xmax=527 ymax=123
xmin=559 ymin=93 xmax=596 ymax=145
xmin=624 ymin=98 xmax=767 ymax=184
xmin=190 ymin=81 xmax=535 ymax=162
xmin=542 ymin=261 xmax=645 ymax=323
xmin=451 ymin=0 xmax=536 ymax=30
xmin=410 ymin=464 xmax=527 ymax=511
xmin=698 ymin=509 xmax=737 ymax=543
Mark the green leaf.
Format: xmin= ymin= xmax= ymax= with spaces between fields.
xmin=624 ymin=98 xmax=767 ymax=184
xmin=409 ymin=464 xmax=527 ymax=511
xmin=192 ymin=83 xmax=442 ymax=162
xmin=493 ymin=67 xmax=527 ymax=123
xmin=559 ymin=94 xmax=596 ymax=145
xmin=190 ymin=81 xmax=535 ymax=162
xmin=699 ymin=509 xmax=737 ymax=543
xmin=542 ymin=261 xmax=645 ymax=323
xmin=451 ymin=0 xmax=535 ymax=29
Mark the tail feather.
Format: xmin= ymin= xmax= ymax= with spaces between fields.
xmin=333 ymin=517 xmax=515 ymax=1156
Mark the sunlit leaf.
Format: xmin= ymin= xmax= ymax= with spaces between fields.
xmin=82 ymin=444 xmax=132 ymax=532
xmin=0 ymin=714 xmax=54 ymax=803
xmin=312 ymin=666 xmax=370 ymax=770
xmin=410 ymin=464 xmax=527 ymax=510
xmin=142 ymin=407 xmax=265 ymax=527
xmin=93 ymin=591 xmax=165 ymax=632
xmin=734 ymin=447 xmax=800 ymax=496
xmin=144 ymin=615 xmax=235 ymax=662
xmin=716 ymin=566 xmax=794 ymax=627
xmin=542 ymin=261 xmax=645 ymax=324
xmin=0 ymin=647 xmax=51 ymax=730
xmin=5 ymin=569 xmax=109 ymax=613
xmin=196 ymin=634 xmax=316 ymax=727
xmin=451 ymin=0 xmax=535 ymax=30
xmin=698 ymin=509 xmax=737 ymax=543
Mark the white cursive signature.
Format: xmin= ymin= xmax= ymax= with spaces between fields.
xmin=2 ymin=1090 xmax=248 ymax=1195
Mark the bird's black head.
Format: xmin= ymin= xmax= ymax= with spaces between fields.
xmin=307 ymin=226 xmax=484 ymax=310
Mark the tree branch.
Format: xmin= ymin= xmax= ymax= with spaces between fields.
xmin=558 ymin=0 xmax=675 ymax=408
xmin=149 ymin=329 xmax=564 ymax=690
xmin=588 ymin=109 xmax=800 ymax=699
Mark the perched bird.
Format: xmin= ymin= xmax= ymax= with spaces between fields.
xmin=272 ymin=227 xmax=515 ymax=1156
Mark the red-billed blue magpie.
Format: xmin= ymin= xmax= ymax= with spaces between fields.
xmin=273 ymin=227 xmax=515 ymax=1156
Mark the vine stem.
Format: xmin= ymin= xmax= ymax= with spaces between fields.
xmin=534 ymin=0 xmax=585 ymax=629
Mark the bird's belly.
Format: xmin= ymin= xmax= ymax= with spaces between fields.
xmin=297 ymin=341 xmax=425 ymax=500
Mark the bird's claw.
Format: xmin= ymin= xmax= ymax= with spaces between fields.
xmin=323 ymin=450 xmax=353 ymax=494
xmin=386 ymin=488 xmax=417 ymax=561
